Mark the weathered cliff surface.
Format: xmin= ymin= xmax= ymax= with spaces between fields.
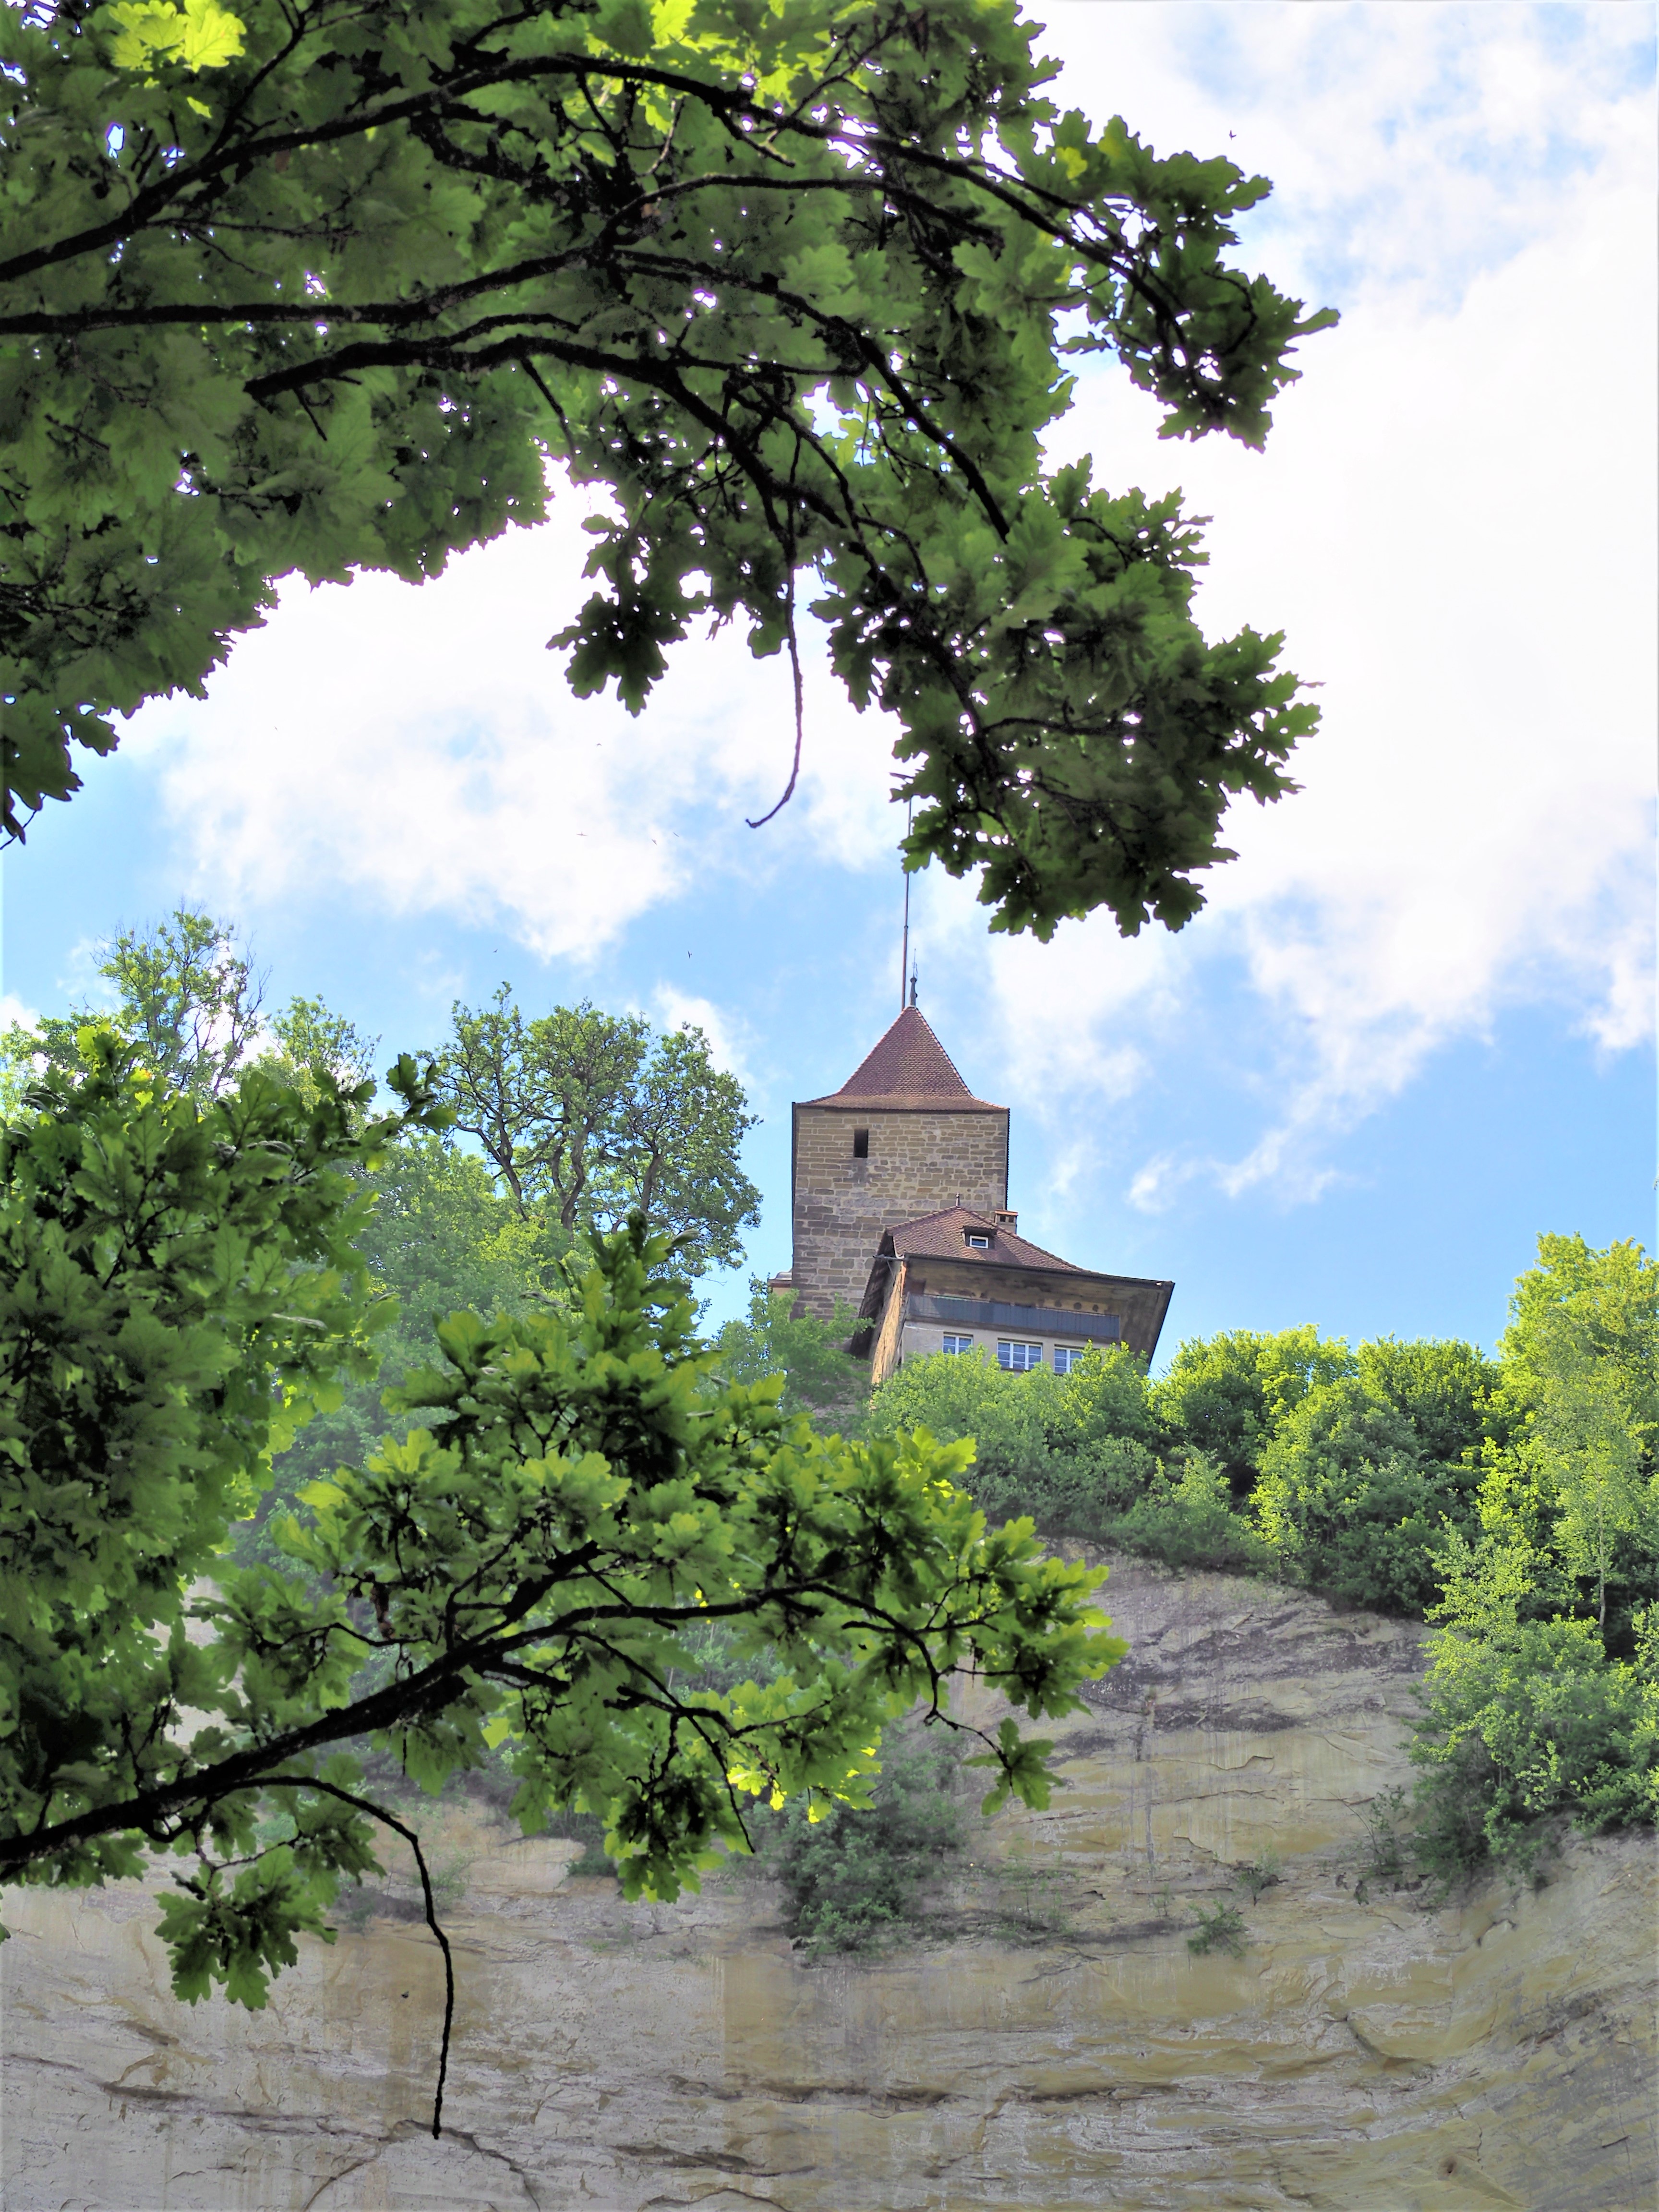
xmin=4 ymin=1557 xmax=1655 ymax=2211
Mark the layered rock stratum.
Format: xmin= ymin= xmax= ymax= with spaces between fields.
xmin=3 ymin=1557 xmax=1654 ymax=2210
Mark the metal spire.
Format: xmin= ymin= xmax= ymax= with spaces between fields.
xmin=899 ymin=796 xmax=913 ymax=1013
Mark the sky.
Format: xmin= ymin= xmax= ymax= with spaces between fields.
xmin=4 ymin=2 xmax=1654 ymax=1365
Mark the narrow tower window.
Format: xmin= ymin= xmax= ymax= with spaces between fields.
xmin=853 ymin=1128 xmax=869 ymax=1159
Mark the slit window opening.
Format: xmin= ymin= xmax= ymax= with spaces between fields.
xmin=853 ymin=1128 xmax=869 ymax=1159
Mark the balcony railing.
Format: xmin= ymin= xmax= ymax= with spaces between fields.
xmin=904 ymin=1293 xmax=1121 ymax=1342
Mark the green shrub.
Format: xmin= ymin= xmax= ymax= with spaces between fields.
xmin=866 ymin=1345 xmax=1158 ymax=1536
xmin=1187 ymin=1900 xmax=1248 ymax=1956
xmin=1153 ymin=1326 xmax=1356 ymax=1494
xmin=1356 ymin=1786 xmax=1409 ymax=1891
xmin=1234 ymin=1849 xmax=1281 ymax=1902
xmin=870 ymin=1353 xmax=1285 ymax=1571
xmin=867 ymin=1349 xmax=1065 ymax=1508
xmin=989 ymin=1858 xmax=1073 ymax=1943
xmin=1251 ymin=1346 xmax=1492 ymax=1613
xmin=762 ymin=1726 xmax=965 ymax=1956
xmin=1105 ymin=1452 xmax=1276 ymax=1575
xmin=1409 ymin=1557 xmax=1659 ymax=1885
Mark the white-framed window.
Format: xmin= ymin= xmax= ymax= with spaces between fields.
xmin=997 ymin=1340 xmax=1044 ymax=1373
xmin=941 ymin=1333 xmax=974 ymax=1356
xmin=965 ymin=1232 xmax=990 ymax=1249
xmin=1053 ymin=1345 xmax=1086 ymax=1376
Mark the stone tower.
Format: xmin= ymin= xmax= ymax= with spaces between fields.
xmin=784 ymin=1006 xmax=1009 ymax=1317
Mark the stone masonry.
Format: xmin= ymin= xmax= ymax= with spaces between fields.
xmin=790 ymin=1101 xmax=1009 ymax=1317
xmin=782 ymin=1004 xmax=1169 ymax=1358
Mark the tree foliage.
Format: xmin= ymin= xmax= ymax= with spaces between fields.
xmin=1403 ymin=1237 xmax=1659 ymax=1882
xmin=711 ymin=1277 xmax=867 ymax=1425
xmin=1 ymin=0 xmax=1332 ymax=936
xmin=1249 ymin=1339 xmax=1496 ymax=1615
xmin=761 ymin=1719 xmax=964 ymax=1956
xmin=1409 ymin=1536 xmax=1659 ymax=1885
xmin=0 ymin=1038 xmax=1120 ymax=2133
xmin=2 ymin=905 xmax=268 ymax=1103
xmin=1493 ymin=1233 xmax=1658 ymax=1634
xmin=0 ymin=902 xmax=385 ymax=1117
xmin=262 ymin=991 xmax=381 ymax=1100
xmin=1152 ymin=1323 xmax=1357 ymax=1493
xmin=867 ymin=1338 xmax=1158 ymax=1532
xmin=236 ymin=1123 xmax=572 ymax=1572
xmin=438 ymin=983 xmax=759 ymax=1270
xmin=0 ymin=1034 xmax=435 ymax=1899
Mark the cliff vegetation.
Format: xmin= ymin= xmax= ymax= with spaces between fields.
xmin=863 ymin=1232 xmax=1659 ymax=1898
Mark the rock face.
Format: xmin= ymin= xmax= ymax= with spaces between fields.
xmin=4 ymin=1557 xmax=1655 ymax=2211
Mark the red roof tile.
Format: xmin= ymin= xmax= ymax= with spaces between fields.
xmin=883 ymin=1206 xmax=1083 ymax=1273
xmin=804 ymin=1007 xmax=1004 ymax=1111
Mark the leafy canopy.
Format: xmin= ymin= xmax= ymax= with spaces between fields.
xmin=235 ymin=1123 xmax=576 ymax=1574
xmin=1152 ymin=1324 xmax=1357 ymax=1492
xmin=1412 ymin=1245 xmax=1658 ymax=1877
xmin=1248 ymin=1339 xmax=1497 ymax=1615
xmin=0 ymin=1035 xmax=438 ymax=1892
xmin=712 ymin=1277 xmax=868 ymax=1426
xmin=0 ymin=1036 xmax=1121 ymax=2134
xmin=0 ymin=902 xmax=386 ymax=1118
xmin=867 ymin=1337 xmax=1158 ymax=1531
xmin=2 ymin=906 xmax=266 ymax=1104
xmin=438 ymin=983 xmax=759 ymax=1271
xmin=1 ymin=0 xmax=1333 ymax=936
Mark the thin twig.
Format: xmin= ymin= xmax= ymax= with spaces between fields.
xmin=746 ymin=552 xmax=805 ymax=829
xmin=251 ymin=1775 xmax=456 ymax=2138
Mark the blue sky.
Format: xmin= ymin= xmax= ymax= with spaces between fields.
xmin=4 ymin=3 xmax=1654 ymax=1365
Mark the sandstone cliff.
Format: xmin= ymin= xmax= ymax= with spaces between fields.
xmin=3 ymin=1557 xmax=1654 ymax=2211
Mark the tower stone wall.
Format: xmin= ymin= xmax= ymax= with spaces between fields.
xmin=790 ymin=1103 xmax=1009 ymax=1317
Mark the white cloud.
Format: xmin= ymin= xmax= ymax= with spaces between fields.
xmin=647 ymin=987 xmax=758 ymax=1094
xmin=1583 ymin=919 xmax=1656 ymax=1057
xmin=133 ymin=487 xmax=900 ymax=963
xmin=1036 ymin=2 xmax=1654 ymax=309
xmin=121 ymin=5 xmax=1654 ymax=1218
xmin=966 ymin=5 xmax=1657 ymax=1205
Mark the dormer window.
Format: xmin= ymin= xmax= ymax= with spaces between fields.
xmin=965 ymin=1231 xmax=990 ymax=1249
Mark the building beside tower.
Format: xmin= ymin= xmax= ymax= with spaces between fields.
xmin=772 ymin=1004 xmax=1172 ymax=1383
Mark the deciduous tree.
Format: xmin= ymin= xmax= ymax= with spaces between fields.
xmin=713 ymin=1276 xmax=867 ymax=1425
xmin=439 ymin=984 xmax=759 ymax=1272
xmin=2 ymin=906 xmax=265 ymax=1101
xmin=1491 ymin=1235 xmax=1658 ymax=1636
xmin=0 ymin=1039 xmax=1119 ymax=2136
xmin=0 ymin=0 xmax=1333 ymax=936
xmin=1250 ymin=1341 xmax=1495 ymax=1614
xmin=1152 ymin=1324 xmax=1357 ymax=1494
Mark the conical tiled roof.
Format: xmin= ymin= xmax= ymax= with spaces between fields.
xmin=804 ymin=1007 xmax=1004 ymax=1112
